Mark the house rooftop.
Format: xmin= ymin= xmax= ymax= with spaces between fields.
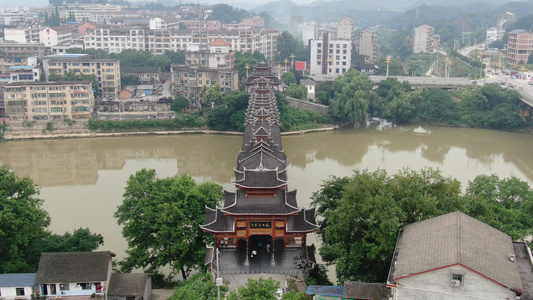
xmin=108 ymin=273 xmax=149 ymax=296
xmin=35 ymin=251 xmax=115 ymax=284
xmin=0 ymin=274 xmax=37 ymax=287
xmin=388 ymin=211 xmax=523 ymax=292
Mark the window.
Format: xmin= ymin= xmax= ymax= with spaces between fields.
xmin=60 ymin=284 xmax=69 ymax=291
xmin=78 ymin=283 xmax=91 ymax=290
xmin=16 ymin=288 xmax=25 ymax=296
xmin=452 ymin=274 xmax=463 ymax=282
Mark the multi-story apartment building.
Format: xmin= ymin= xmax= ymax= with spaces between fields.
xmin=507 ymin=29 xmax=533 ymax=65
xmin=170 ymin=37 xmax=238 ymax=109
xmin=0 ymin=11 xmax=25 ymax=25
xmin=412 ymin=24 xmax=435 ymax=53
xmin=4 ymin=26 xmax=43 ymax=44
xmin=486 ymin=26 xmax=505 ymax=43
xmin=170 ymin=65 xmax=238 ymax=109
xmin=6 ymin=66 xmax=40 ymax=83
xmin=39 ymin=25 xmax=77 ymax=47
xmin=42 ymin=54 xmax=121 ymax=99
xmin=309 ymin=32 xmax=352 ymax=78
xmin=336 ymin=17 xmax=354 ymax=40
xmin=180 ymin=20 xmax=222 ymax=30
xmin=90 ymin=11 xmax=141 ymax=24
xmin=3 ymin=81 xmax=94 ymax=121
xmin=0 ymin=43 xmax=43 ymax=75
xmin=0 ymin=42 xmax=45 ymax=58
xmin=149 ymin=17 xmax=180 ymax=30
xmin=301 ymin=22 xmax=317 ymax=45
xmin=358 ymin=29 xmax=377 ymax=64
xmin=83 ymin=28 xmax=279 ymax=60
xmin=185 ymin=38 xmax=235 ymax=69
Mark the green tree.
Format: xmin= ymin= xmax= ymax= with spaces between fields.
xmin=328 ymin=69 xmax=372 ymax=127
xmin=419 ymin=88 xmax=459 ymax=124
xmin=382 ymin=93 xmax=416 ymax=124
xmin=121 ymin=74 xmax=141 ymax=86
xmin=114 ymin=169 xmax=223 ymax=279
xmin=312 ymin=168 xmax=464 ymax=282
xmin=276 ymin=31 xmax=308 ymax=62
xmin=171 ymin=96 xmax=189 ymax=113
xmin=313 ymin=168 xmax=533 ymax=283
xmin=206 ymin=91 xmax=249 ymax=131
xmin=285 ymin=83 xmax=307 ymax=100
xmin=228 ymin=277 xmax=280 ymax=300
xmin=234 ymin=52 xmax=267 ymax=79
xmin=204 ymin=84 xmax=223 ymax=104
xmin=281 ymin=291 xmax=307 ymax=300
xmin=315 ymin=91 xmax=330 ymax=105
xmin=170 ymin=273 xmax=227 ymax=300
xmin=465 ymin=175 xmax=533 ymax=240
xmin=209 ymin=4 xmax=253 ymax=24
xmin=282 ymin=72 xmax=297 ymax=85
xmin=376 ymin=57 xmax=405 ymax=76
xmin=0 ymin=167 xmax=50 ymax=273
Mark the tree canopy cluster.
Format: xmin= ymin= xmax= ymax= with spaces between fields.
xmin=312 ymin=168 xmax=533 ymax=283
xmin=371 ymin=77 xmax=527 ymax=129
xmin=208 ymin=4 xmax=254 ymax=24
xmin=0 ymin=167 xmax=103 ymax=273
xmin=318 ymin=70 xmax=528 ymax=130
xmin=114 ymin=169 xmax=223 ymax=279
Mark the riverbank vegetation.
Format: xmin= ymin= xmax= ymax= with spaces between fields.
xmin=0 ymin=167 xmax=103 ymax=273
xmin=312 ymin=69 xmax=531 ymax=131
xmin=312 ymin=168 xmax=533 ymax=283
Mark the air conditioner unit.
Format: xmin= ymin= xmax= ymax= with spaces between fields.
xmin=451 ymin=280 xmax=461 ymax=287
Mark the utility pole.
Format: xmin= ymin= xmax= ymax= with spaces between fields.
xmin=386 ymin=56 xmax=391 ymax=77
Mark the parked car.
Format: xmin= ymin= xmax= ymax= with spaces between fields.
xmin=528 ymin=80 xmax=533 ymax=85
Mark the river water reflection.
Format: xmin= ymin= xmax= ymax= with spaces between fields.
xmin=1 ymin=125 xmax=532 ymax=268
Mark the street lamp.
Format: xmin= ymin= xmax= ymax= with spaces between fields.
xmin=283 ymin=58 xmax=289 ymax=72
xmin=386 ymin=56 xmax=391 ymax=77
xmin=290 ymin=54 xmax=295 ymax=70
xmin=445 ymin=57 xmax=452 ymax=81
xmin=245 ymin=64 xmax=250 ymax=78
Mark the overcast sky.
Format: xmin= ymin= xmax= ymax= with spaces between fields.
xmin=2 ymin=0 xmax=314 ymax=9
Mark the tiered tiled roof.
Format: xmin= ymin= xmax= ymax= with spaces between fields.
xmin=201 ymin=64 xmax=317 ymax=234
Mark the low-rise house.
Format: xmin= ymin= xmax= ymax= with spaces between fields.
xmin=35 ymin=252 xmax=115 ymax=299
xmin=135 ymin=85 xmax=156 ymax=97
xmin=108 ymin=273 xmax=151 ymax=300
xmin=300 ymin=78 xmax=316 ymax=101
xmin=122 ymin=67 xmax=162 ymax=84
xmin=0 ymin=274 xmax=37 ymax=300
xmin=119 ymin=86 xmax=136 ymax=99
xmin=387 ymin=211 xmax=533 ymax=300
xmin=8 ymin=65 xmax=40 ymax=83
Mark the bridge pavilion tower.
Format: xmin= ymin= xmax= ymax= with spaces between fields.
xmin=201 ymin=63 xmax=318 ymax=267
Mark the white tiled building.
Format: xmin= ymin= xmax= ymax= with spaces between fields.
xmin=309 ymin=32 xmax=352 ymax=78
xmin=39 ymin=25 xmax=77 ymax=47
xmin=358 ymin=29 xmax=377 ymax=64
xmin=83 ymin=28 xmax=279 ymax=60
xmin=412 ymin=24 xmax=435 ymax=53
xmin=336 ymin=17 xmax=354 ymax=40
xmin=486 ymin=26 xmax=505 ymax=43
